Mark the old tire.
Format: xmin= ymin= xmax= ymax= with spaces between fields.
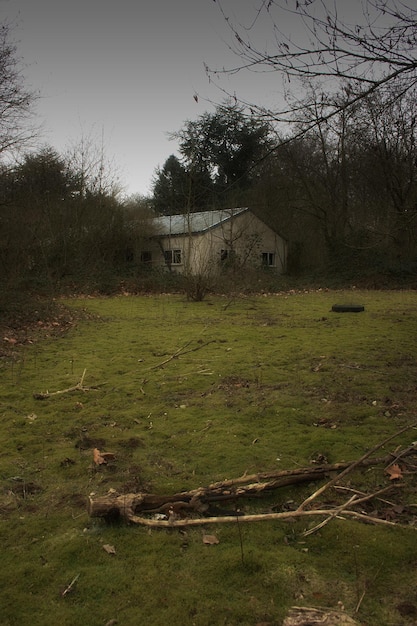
xmin=332 ymin=304 xmax=365 ymax=313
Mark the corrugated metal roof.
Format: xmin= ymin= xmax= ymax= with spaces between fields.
xmin=152 ymin=208 xmax=249 ymax=236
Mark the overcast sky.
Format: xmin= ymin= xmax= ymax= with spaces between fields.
xmin=1 ymin=0 xmax=367 ymax=198
xmin=0 ymin=0 xmax=276 ymax=197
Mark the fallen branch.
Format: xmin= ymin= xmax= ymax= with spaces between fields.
xmin=115 ymin=506 xmax=412 ymax=529
xmin=88 ymin=440 xmax=416 ymax=527
xmin=87 ymin=488 xmax=414 ymax=529
xmin=33 ymin=369 xmax=103 ymax=399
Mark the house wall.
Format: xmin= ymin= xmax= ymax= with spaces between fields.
xmin=211 ymin=211 xmax=287 ymax=272
xmin=143 ymin=211 xmax=287 ymax=274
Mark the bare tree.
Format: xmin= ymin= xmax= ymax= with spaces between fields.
xmin=350 ymin=87 xmax=417 ymax=258
xmin=65 ymin=127 xmax=121 ymax=199
xmin=209 ymin=1 xmax=417 ymax=126
xmin=0 ymin=21 xmax=37 ymax=157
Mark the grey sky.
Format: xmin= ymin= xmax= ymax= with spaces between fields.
xmin=2 ymin=0 xmax=252 ymax=196
xmin=1 ymin=1 xmax=364 ymax=197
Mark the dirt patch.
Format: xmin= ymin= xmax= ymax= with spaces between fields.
xmin=218 ymin=376 xmax=252 ymax=390
xmin=0 ymin=301 xmax=98 ymax=359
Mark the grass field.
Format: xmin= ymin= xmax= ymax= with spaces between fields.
xmin=1 ymin=289 xmax=416 ymax=625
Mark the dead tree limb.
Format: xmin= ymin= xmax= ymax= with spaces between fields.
xmin=87 ymin=488 xmax=414 ymax=530
xmin=88 ymin=442 xmax=416 ymax=526
xmin=100 ymin=505 xmax=411 ymax=529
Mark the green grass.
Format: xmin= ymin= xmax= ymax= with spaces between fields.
xmin=1 ymin=290 xmax=417 ymax=625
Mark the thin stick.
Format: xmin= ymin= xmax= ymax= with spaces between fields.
xmin=355 ymin=588 xmax=367 ymax=613
xmin=236 ymin=508 xmax=244 ymax=564
xmin=149 ymin=341 xmax=193 ymax=370
xmin=334 ymin=484 xmax=399 ymax=506
xmin=79 ymin=368 xmax=87 ymax=387
xmin=149 ymin=339 xmax=216 ymax=370
xmin=303 ymin=494 xmax=358 ymax=537
xmin=302 ymin=486 xmax=396 ymax=537
xmin=343 ymin=485 xmax=398 ymax=507
xmin=33 ymin=369 xmax=104 ymax=399
xmin=341 ymin=510 xmax=405 ymax=527
xmin=61 ymin=573 xmax=80 ymax=597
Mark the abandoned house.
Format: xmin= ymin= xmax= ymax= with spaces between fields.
xmin=140 ymin=208 xmax=287 ymax=274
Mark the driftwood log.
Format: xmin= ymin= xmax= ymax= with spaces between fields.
xmin=88 ymin=443 xmax=416 ymax=527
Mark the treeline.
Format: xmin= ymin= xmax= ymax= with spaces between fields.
xmin=152 ymin=91 xmax=417 ymax=279
xmin=0 ymin=145 xmax=153 ymax=298
xmin=0 ymin=21 xmax=156 ymax=324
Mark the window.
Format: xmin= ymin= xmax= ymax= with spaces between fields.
xmin=262 ymin=252 xmax=276 ymax=267
xmin=220 ymin=249 xmax=235 ymax=262
xmin=164 ymin=249 xmax=182 ymax=265
xmin=140 ymin=251 xmax=152 ymax=265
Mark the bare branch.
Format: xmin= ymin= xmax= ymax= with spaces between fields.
xmin=0 ymin=21 xmax=38 ymax=158
xmin=209 ymin=1 xmax=417 ymax=124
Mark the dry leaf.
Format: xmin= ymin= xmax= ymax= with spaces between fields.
xmin=3 ymin=336 xmax=17 ymax=344
xmin=93 ymin=448 xmax=105 ymax=465
xmin=102 ymin=544 xmax=116 ymax=555
xmin=385 ymin=463 xmax=403 ymax=480
xmin=202 ymin=534 xmax=219 ymax=545
xmin=93 ymin=448 xmax=116 ymax=465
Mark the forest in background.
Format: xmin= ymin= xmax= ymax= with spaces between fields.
xmin=1 ymin=1 xmax=417 ymax=327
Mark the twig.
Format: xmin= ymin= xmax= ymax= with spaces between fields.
xmin=355 ymin=587 xmax=367 ymax=613
xmin=33 ymin=369 xmax=104 ymax=399
xmin=79 ymin=368 xmax=86 ymax=387
xmin=343 ymin=485 xmax=399 ymax=507
xmin=61 ymin=573 xmax=80 ymax=597
xmin=340 ymin=510 xmax=406 ymax=527
xmin=355 ymin=563 xmax=383 ymax=613
xmin=236 ymin=507 xmax=244 ymax=564
xmin=302 ymin=486 xmax=397 ymax=537
xmin=149 ymin=339 xmax=217 ymax=370
xmin=150 ymin=341 xmax=193 ymax=370
xmin=302 ymin=494 xmax=358 ymax=537
xmin=334 ymin=485 xmax=398 ymax=506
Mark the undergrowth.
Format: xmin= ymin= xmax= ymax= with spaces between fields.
xmin=0 ymin=289 xmax=416 ymax=625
